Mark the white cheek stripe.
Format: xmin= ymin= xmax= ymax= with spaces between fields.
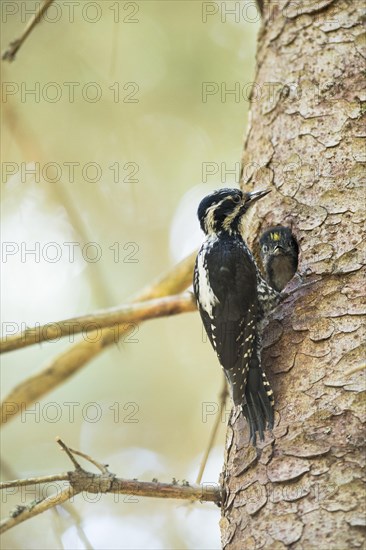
xmin=196 ymin=240 xmax=219 ymax=318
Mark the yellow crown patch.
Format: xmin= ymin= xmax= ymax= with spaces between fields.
xmin=270 ymin=232 xmax=281 ymax=241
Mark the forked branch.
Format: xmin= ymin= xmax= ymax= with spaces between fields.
xmin=0 ymin=439 xmax=222 ymax=533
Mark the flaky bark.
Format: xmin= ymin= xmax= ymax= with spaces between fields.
xmin=222 ymin=2 xmax=365 ymax=548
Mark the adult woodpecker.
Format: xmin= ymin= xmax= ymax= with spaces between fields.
xmin=193 ymin=188 xmax=279 ymax=442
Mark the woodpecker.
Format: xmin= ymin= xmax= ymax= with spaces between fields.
xmin=193 ymin=188 xmax=279 ymax=443
xmin=260 ymin=226 xmax=299 ymax=292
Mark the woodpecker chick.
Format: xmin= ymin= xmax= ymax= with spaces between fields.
xmin=193 ymin=188 xmax=275 ymax=443
xmin=260 ymin=226 xmax=299 ymax=292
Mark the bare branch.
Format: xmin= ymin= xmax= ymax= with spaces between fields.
xmin=1 ymin=473 xmax=69 ymax=490
xmin=2 ymin=0 xmax=55 ymax=62
xmin=0 ymin=441 xmax=221 ymax=533
xmin=109 ymin=477 xmax=220 ymax=503
xmin=1 ymin=293 xmax=196 ymax=354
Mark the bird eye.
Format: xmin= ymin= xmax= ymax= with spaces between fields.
xmin=232 ymin=195 xmax=241 ymax=203
xmin=262 ymin=245 xmax=268 ymax=253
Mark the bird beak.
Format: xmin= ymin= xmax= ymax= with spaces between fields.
xmin=246 ymin=188 xmax=271 ymax=205
xmin=273 ymin=244 xmax=284 ymax=255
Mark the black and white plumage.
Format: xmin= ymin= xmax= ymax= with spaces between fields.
xmin=260 ymin=226 xmax=299 ymax=292
xmin=193 ymin=188 xmax=278 ymax=442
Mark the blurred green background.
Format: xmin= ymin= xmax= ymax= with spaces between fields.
xmin=1 ymin=1 xmax=259 ymax=548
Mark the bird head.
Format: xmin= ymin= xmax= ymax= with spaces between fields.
xmin=197 ymin=188 xmax=271 ymax=235
xmin=259 ymin=226 xmax=299 ymax=262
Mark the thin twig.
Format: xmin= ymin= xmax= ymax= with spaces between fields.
xmin=1 ymin=473 xmax=69 ymax=490
xmin=0 ymin=486 xmax=79 ymax=533
xmin=56 ymin=438 xmax=83 ymax=471
xmin=0 ymin=440 xmax=222 ymax=533
xmin=65 ymin=445 xmax=109 ymax=474
xmin=196 ymin=375 xmax=228 ymax=485
xmin=1 ymin=293 xmax=195 ymax=354
xmin=58 ymin=502 xmax=94 ymax=550
xmin=2 ymin=0 xmax=55 ymax=62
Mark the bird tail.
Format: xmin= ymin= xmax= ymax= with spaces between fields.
xmin=242 ymin=366 xmax=274 ymax=444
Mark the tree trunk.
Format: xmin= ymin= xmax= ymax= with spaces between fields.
xmin=221 ymin=2 xmax=365 ymax=548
